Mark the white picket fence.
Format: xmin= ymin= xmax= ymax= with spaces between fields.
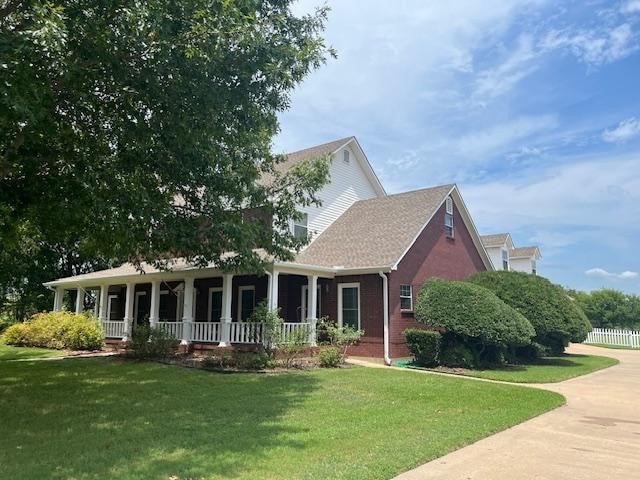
xmin=585 ymin=328 xmax=640 ymax=348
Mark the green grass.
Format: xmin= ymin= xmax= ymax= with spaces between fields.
xmin=459 ymin=354 xmax=618 ymax=383
xmin=0 ymin=343 xmax=66 ymax=361
xmin=0 ymin=357 xmax=563 ymax=480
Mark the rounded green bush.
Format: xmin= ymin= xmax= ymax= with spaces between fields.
xmin=415 ymin=278 xmax=535 ymax=356
xmin=439 ymin=342 xmax=475 ymax=369
xmin=1 ymin=311 xmax=104 ymax=350
xmin=468 ymin=271 xmax=592 ymax=354
xmin=404 ymin=329 xmax=441 ymax=367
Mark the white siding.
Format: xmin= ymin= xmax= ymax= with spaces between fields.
xmin=301 ymin=145 xmax=380 ymax=241
xmin=485 ymin=246 xmax=509 ymax=271
xmin=510 ymin=257 xmax=534 ymax=274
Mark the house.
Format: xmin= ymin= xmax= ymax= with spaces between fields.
xmin=44 ymin=137 xmax=493 ymax=364
xmin=481 ymin=233 xmax=541 ymax=275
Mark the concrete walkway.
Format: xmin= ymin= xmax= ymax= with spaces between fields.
xmin=393 ymin=344 xmax=640 ymax=480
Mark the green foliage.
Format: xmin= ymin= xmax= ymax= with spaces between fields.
xmin=127 ymin=325 xmax=178 ymax=359
xmin=469 ymin=271 xmax=592 ymax=354
xmin=569 ymin=288 xmax=640 ymax=330
xmin=317 ymin=318 xmax=363 ymax=363
xmin=318 ymin=347 xmax=342 ymax=368
xmin=201 ymin=351 xmax=274 ymax=371
xmin=439 ymin=342 xmax=476 ymax=369
xmin=249 ymin=301 xmax=284 ymax=358
xmin=414 ymin=278 xmax=534 ymax=366
xmin=0 ymin=312 xmax=15 ymax=334
xmin=278 ymin=325 xmax=311 ymax=369
xmin=404 ymin=329 xmax=441 ymax=367
xmin=1 ymin=311 xmax=103 ymax=350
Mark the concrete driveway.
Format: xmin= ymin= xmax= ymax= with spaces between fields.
xmin=394 ymin=344 xmax=640 ymax=480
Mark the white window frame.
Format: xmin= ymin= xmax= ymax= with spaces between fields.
xmin=445 ymin=196 xmax=453 ymax=215
xmin=338 ymin=282 xmax=360 ymax=330
xmin=292 ymin=212 xmax=309 ymax=240
xmin=444 ymin=212 xmax=454 ymax=238
xmin=301 ymin=285 xmax=322 ymax=320
xmin=343 ymin=149 xmax=350 ymax=164
xmin=501 ymin=249 xmax=509 ymax=271
xmin=237 ymin=285 xmax=256 ymax=322
xmin=207 ymin=287 xmax=223 ymax=322
xmin=106 ymin=294 xmax=119 ymax=321
xmin=400 ymin=284 xmax=413 ymax=312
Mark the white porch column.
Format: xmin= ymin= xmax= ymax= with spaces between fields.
xmin=123 ymin=283 xmax=135 ymax=340
xmin=98 ymin=285 xmax=109 ymax=321
xmin=181 ymin=278 xmax=194 ymax=345
xmin=307 ymin=275 xmax=318 ymax=346
xmin=269 ymin=269 xmax=280 ymax=311
xmin=53 ymin=287 xmax=64 ymax=311
xmin=149 ymin=280 xmax=161 ymax=328
xmin=75 ymin=288 xmax=84 ymax=314
xmin=219 ymin=273 xmax=233 ymax=347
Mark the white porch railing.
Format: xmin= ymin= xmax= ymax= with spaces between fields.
xmin=191 ymin=322 xmax=221 ymax=343
xmin=230 ymin=321 xmax=264 ymax=343
xmin=585 ymin=328 xmax=640 ymax=348
xmin=102 ymin=320 xmax=125 ymax=338
xmin=157 ymin=321 xmax=184 ymax=340
xmin=282 ymin=322 xmax=311 ymax=343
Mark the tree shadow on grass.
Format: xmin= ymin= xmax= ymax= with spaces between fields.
xmin=0 ymin=357 xmax=321 ymax=479
xmin=482 ymin=354 xmax=588 ymax=372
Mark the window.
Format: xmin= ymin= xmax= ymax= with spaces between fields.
xmin=107 ymin=295 xmax=119 ymax=320
xmin=159 ymin=291 xmax=170 ymax=321
xmin=531 ymin=260 xmax=537 ymax=275
xmin=238 ymin=286 xmax=255 ymax=321
xmin=208 ymin=287 xmax=223 ymax=322
xmin=400 ymin=284 xmax=413 ymax=311
xmin=445 ymin=196 xmax=453 ymax=215
xmin=338 ymin=283 xmax=360 ymax=330
xmin=293 ymin=213 xmax=308 ymax=240
xmin=343 ymin=149 xmax=350 ymax=164
xmin=501 ymin=249 xmax=509 ymax=271
xmin=444 ymin=213 xmax=454 ymax=238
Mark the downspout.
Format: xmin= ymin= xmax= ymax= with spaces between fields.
xmin=379 ymin=271 xmax=391 ymax=365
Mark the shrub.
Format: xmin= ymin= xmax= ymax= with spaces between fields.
xmin=249 ymin=301 xmax=284 ymax=359
xmin=414 ymin=278 xmax=535 ymax=368
xmin=404 ymin=329 xmax=441 ymax=367
xmin=469 ymin=271 xmax=592 ymax=355
xmin=0 ymin=312 xmax=15 ymax=334
xmin=201 ymin=351 xmax=274 ymax=370
xmin=1 ymin=311 xmax=103 ymax=350
xmin=278 ymin=325 xmax=310 ymax=368
xmin=319 ymin=319 xmax=363 ymax=361
xmin=127 ymin=325 xmax=178 ymax=359
xmin=319 ymin=347 xmax=341 ymax=368
xmin=439 ymin=341 xmax=475 ymax=369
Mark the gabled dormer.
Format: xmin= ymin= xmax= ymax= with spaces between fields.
xmin=480 ymin=233 xmax=514 ymax=271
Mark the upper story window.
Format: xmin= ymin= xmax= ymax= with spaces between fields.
xmin=531 ymin=259 xmax=537 ymax=275
xmin=343 ymin=149 xmax=350 ymax=164
xmin=400 ymin=284 xmax=413 ymax=311
xmin=444 ymin=196 xmax=454 ymax=238
xmin=445 ymin=196 xmax=453 ymax=215
xmin=501 ymin=249 xmax=509 ymax=271
xmin=293 ymin=213 xmax=308 ymax=240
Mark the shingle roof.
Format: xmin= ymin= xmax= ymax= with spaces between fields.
xmin=509 ymin=246 xmax=541 ymax=259
xmin=481 ymin=233 xmax=510 ymax=247
xmin=295 ymin=184 xmax=455 ymax=269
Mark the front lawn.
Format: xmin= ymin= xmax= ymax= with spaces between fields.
xmin=0 ymin=356 xmax=563 ymax=480
xmin=453 ymin=354 xmax=618 ymax=383
xmin=0 ymin=343 xmax=65 ymax=361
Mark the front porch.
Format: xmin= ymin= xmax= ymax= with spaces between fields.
xmin=54 ymin=269 xmax=329 ymax=347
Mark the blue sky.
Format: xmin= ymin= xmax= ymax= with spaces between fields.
xmin=273 ymin=0 xmax=640 ymax=294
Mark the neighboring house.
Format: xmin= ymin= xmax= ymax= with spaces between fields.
xmin=44 ymin=137 xmax=493 ymax=364
xmin=509 ymin=246 xmax=541 ymax=275
xmin=481 ymin=233 xmax=542 ymax=275
xmin=480 ymin=233 xmax=514 ymax=271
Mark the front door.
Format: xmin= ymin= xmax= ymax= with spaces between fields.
xmin=134 ymin=292 xmax=150 ymax=328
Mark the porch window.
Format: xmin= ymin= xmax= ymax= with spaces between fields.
xmin=238 ymin=286 xmax=255 ymax=321
xmin=400 ymin=284 xmax=413 ymax=311
xmin=293 ymin=213 xmax=308 ymax=240
xmin=159 ymin=291 xmax=170 ymax=321
xmin=338 ymin=283 xmax=360 ymax=330
xmin=208 ymin=287 xmax=223 ymax=322
xmin=107 ymin=294 xmax=119 ymax=320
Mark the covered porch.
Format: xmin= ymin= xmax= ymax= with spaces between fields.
xmin=51 ymin=266 xmax=330 ymax=347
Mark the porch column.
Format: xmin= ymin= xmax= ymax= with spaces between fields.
xmin=307 ymin=275 xmax=318 ymax=346
xmin=181 ymin=277 xmax=194 ymax=345
xmin=75 ymin=287 xmax=84 ymax=314
xmin=98 ymin=285 xmax=109 ymax=321
xmin=219 ymin=273 xmax=233 ymax=347
xmin=149 ymin=280 xmax=161 ymax=328
xmin=123 ymin=283 xmax=135 ymax=341
xmin=53 ymin=287 xmax=64 ymax=312
xmin=269 ymin=269 xmax=280 ymax=311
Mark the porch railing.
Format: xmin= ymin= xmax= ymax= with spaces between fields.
xmin=103 ymin=320 xmax=313 ymax=344
xmin=102 ymin=320 xmax=125 ymax=338
xmin=157 ymin=321 xmax=184 ymax=340
xmin=191 ymin=322 xmax=221 ymax=343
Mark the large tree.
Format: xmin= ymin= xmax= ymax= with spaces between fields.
xmin=0 ymin=1 xmax=333 ymax=316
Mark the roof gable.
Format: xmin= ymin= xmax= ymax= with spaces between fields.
xmin=509 ymin=246 xmax=541 ymax=260
xmin=481 ymin=233 xmax=514 ymax=249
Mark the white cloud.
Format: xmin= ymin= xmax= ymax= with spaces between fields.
xmin=602 ymin=117 xmax=640 ymax=142
xmin=622 ymin=1 xmax=640 ymax=14
xmin=541 ymin=23 xmax=638 ymax=66
xmin=586 ymin=268 xmax=639 ymax=279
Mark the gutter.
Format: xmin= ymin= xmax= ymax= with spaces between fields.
xmin=379 ymin=271 xmax=391 ymax=365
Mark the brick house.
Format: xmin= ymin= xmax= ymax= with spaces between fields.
xmin=44 ymin=137 xmax=493 ymax=363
